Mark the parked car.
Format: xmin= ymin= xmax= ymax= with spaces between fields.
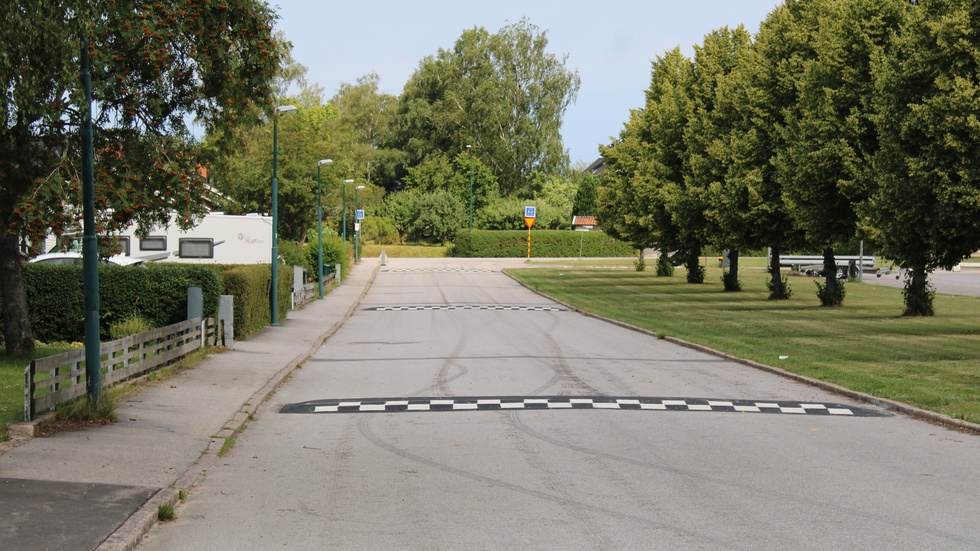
xmin=28 ymin=251 xmax=168 ymax=266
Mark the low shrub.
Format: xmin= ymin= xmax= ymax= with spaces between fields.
xmin=109 ymin=313 xmax=152 ymax=340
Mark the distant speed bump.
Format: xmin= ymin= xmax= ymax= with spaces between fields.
xmin=280 ymin=396 xmax=889 ymax=417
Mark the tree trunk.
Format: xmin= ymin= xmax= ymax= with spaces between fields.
xmin=685 ymin=248 xmax=705 ymax=284
xmin=656 ymin=251 xmax=674 ymax=277
xmin=819 ymin=247 xmax=844 ymax=307
xmin=768 ymin=245 xmax=790 ymax=300
xmin=903 ymin=264 xmax=934 ymax=316
xmin=722 ymin=248 xmax=741 ymax=292
xmin=0 ymin=231 xmax=35 ymax=356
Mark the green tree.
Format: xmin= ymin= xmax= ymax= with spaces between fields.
xmin=598 ymin=117 xmax=658 ymax=257
xmin=0 ymin=0 xmax=282 ymax=355
xmin=775 ymin=0 xmax=908 ymax=306
xmin=535 ymin=173 xmax=577 ymax=229
xmin=722 ymin=3 xmax=809 ymax=299
xmin=402 ymin=151 xmax=499 ymax=224
xmin=476 ymin=197 xmax=528 ymax=231
xmin=686 ymin=26 xmax=753 ymax=291
xmin=399 ymin=191 xmax=465 ymax=244
xmin=213 ymin=85 xmax=339 ymax=243
xmin=326 ymin=73 xmax=402 ymax=190
xmin=601 ymin=48 xmax=697 ymax=280
xmin=866 ymin=0 xmax=978 ymax=315
xmin=389 ymin=19 xmax=580 ymax=196
xmin=572 ymin=174 xmax=600 ymax=218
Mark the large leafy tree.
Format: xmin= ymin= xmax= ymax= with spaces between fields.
xmin=326 ymin=73 xmax=401 ymax=190
xmin=600 ymin=49 xmax=694 ymax=275
xmin=213 ymin=87 xmax=338 ymax=243
xmin=866 ymin=0 xmax=980 ymax=315
xmin=722 ymin=2 xmax=809 ymax=299
xmin=776 ymin=0 xmax=908 ymax=306
xmin=684 ymin=26 xmax=753 ymax=289
xmin=401 ymin=151 xmax=499 ymax=222
xmin=389 ymin=18 xmax=580 ymax=196
xmin=572 ymin=173 xmax=600 ymax=218
xmin=0 ymin=0 xmax=283 ymax=355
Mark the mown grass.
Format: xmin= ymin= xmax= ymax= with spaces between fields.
xmin=509 ymin=264 xmax=980 ymax=424
xmin=362 ymin=243 xmax=450 ymax=258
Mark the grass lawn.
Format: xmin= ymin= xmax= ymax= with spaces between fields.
xmin=361 ymin=243 xmax=450 ymax=258
xmin=508 ymin=264 xmax=980 ymax=425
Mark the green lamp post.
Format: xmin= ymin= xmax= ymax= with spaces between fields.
xmin=467 ymin=144 xmax=473 ymax=230
xmin=270 ymin=104 xmax=296 ymax=326
xmin=342 ymin=179 xmax=354 ymax=243
xmin=316 ymin=158 xmax=332 ymax=298
xmin=354 ymin=185 xmax=365 ymax=263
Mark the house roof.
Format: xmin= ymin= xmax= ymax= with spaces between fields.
xmin=583 ymin=158 xmax=607 ymax=174
xmin=572 ymin=216 xmax=597 ymax=227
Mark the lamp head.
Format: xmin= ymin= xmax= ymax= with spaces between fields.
xmin=355 ymin=185 xmax=365 ymax=190
xmin=275 ymin=105 xmax=297 ymax=115
xmin=318 ymin=159 xmax=332 ymax=166
xmin=344 ymin=179 xmax=355 ymax=184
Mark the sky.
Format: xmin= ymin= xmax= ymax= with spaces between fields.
xmin=273 ymin=0 xmax=784 ymax=167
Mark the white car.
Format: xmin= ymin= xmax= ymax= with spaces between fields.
xmin=29 ymin=251 xmax=169 ymax=266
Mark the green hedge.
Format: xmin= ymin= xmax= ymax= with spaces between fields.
xmin=211 ymin=264 xmax=291 ymax=339
xmin=21 ymin=263 xmax=222 ymax=343
xmin=452 ymin=230 xmax=635 ymax=258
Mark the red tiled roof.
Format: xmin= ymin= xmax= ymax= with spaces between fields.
xmin=572 ymin=216 xmax=597 ymax=226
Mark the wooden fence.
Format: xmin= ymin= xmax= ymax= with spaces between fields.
xmin=24 ymin=317 xmax=218 ymax=421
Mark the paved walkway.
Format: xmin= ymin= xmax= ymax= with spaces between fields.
xmin=0 ymin=260 xmax=379 ymax=551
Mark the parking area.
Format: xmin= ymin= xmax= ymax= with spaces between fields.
xmin=860 ymin=268 xmax=980 ymax=297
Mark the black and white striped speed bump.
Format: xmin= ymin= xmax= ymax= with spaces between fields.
xmin=365 ymin=304 xmax=565 ymax=312
xmin=280 ymin=396 xmax=887 ymax=417
xmin=381 ymin=268 xmax=498 ymax=273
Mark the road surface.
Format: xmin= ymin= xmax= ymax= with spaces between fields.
xmin=139 ymin=258 xmax=980 ymax=550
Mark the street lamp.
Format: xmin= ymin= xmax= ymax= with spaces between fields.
xmin=354 ymin=185 xmax=365 ymax=263
xmin=316 ymin=158 xmax=332 ymax=298
xmin=341 ymin=178 xmax=354 ymax=243
xmin=271 ymin=104 xmax=297 ymax=327
xmin=467 ymin=144 xmax=473 ymax=230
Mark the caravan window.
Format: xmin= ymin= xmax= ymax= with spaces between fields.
xmin=179 ymin=238 xmax=214 ymax=259
xmin=140 ymin=236 xmax=167 ymax=251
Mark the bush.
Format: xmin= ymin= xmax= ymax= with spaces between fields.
xmin=302 ymin=233 xmax=352 ymax=281
xmin=212 ymin=264 xmax=292 ymax=338
xmin=452 ymin=230 xmax=635 ymax=258
xmin=22 ymin=263 xmax=222 ymax=343
xmin=109 ymin=313 xmax=152 ymax=340
xmin=360 ymin=216 xmax=400 ymax=245
xmin=815 ymin=279 xmax=845 ymax=307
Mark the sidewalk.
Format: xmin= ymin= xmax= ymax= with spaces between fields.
xmin=0 ymin=260 xmax=378 ymax=551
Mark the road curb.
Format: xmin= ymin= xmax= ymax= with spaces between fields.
xmin=97 ymin=263 xmax=380 ymax=551
xmin=504 ymin=270 xmax=980 ymax=436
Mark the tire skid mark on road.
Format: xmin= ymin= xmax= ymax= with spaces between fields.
xmin=524 ymin=312 xmax=605 ymax=396
xmin=504 ymin=410 xmax=615 ymax=548
xmin=507 ymin=410 xmax=660 ymax=536
xmin=353 ymin=413 xmax=717 ymax=542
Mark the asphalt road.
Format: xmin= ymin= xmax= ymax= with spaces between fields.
xmin=859 ymin=267 xmax=980 ymax=297
xmin=139 ymin=258 xmax=980 ymax=550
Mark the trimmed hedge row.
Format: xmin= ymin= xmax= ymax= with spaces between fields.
xmin=21 ymin=263 xmax=222 ymax=343
xmin=211 ymin=264 xmax=292 ymax=339
xmin=452 ymin=230 xmax=635 ymax=258
xmin=15 ymin=262 xmax=294 ymax=344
